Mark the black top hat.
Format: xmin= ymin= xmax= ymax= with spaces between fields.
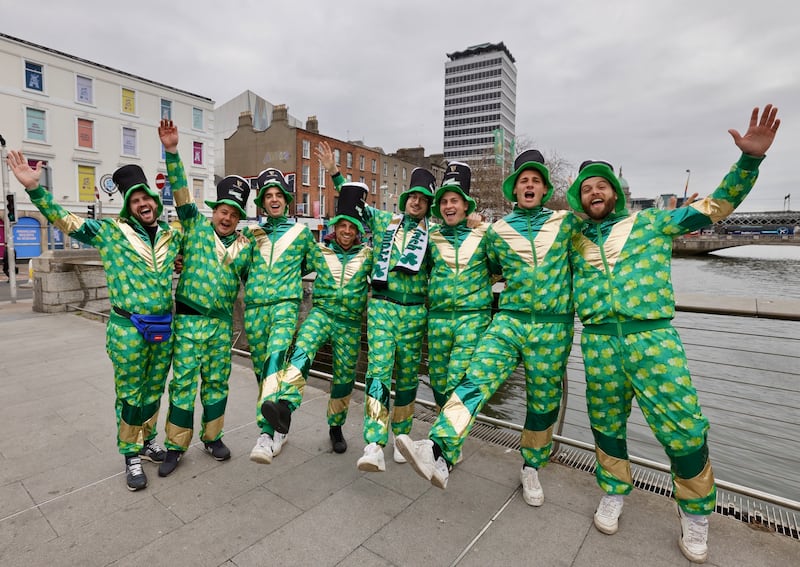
xmin=502 ymin=149 xmax=554 ymax=203
xmin=256 ymin=168 xmax=293 ymax=204
xmin=114 ymin=164 xmax=162 ymax=219
xmin=399 ymin=168 xmax=436 ymax=214
xmin=205 ymin=175 xmax=250 ymax=218
xmin=441 ymin=161 xmax=471 ymax=193
xmin=330 ymin=182 xmax=368 ymax=234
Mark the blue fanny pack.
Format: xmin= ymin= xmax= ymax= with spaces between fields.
xmin=114 ymin=307 xmax=173 ymax=343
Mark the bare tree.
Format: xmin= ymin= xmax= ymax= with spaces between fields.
xmin=467 ymin=137 xmax=576 ymax=218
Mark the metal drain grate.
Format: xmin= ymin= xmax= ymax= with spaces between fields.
xmin=413 ymin=404 xmax=800 ymax=541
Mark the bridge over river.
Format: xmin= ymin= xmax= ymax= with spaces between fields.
xmin=673 ymin=209 xmax=800 ymax=255
xmin=673 ymin=233 xmax=800 ymax=255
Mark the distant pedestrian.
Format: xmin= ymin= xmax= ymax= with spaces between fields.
xmin=7 ymin=149 xmax=181 ymax=492
xmin=568 ymin=104 xmax=780 ymax=563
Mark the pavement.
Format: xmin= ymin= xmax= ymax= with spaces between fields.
xmin=1 ymin=300 xmax=797 ymax=567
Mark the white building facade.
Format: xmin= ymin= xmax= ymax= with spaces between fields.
xmin=443 ymin=42 xmax=517 ymax=167
xmin=0 ymin=32 xmax=215 ymax=257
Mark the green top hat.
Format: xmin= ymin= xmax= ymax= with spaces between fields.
xmin=502 ymin=149 xmax=553 ymax=204
xmin=115 ymin=164 xmax=163 ymax=220
xmin=567 ymin=160 xmax=625 ymax=213
xmin=398 ymin=168 xmax=436 ymax=216
xmin=329 ymin=182 xmax=368 ymax=234
xmin=432 ymin=161 xmax=476 ymax=220
xmin=256 ymin=168 xmax=293 ymax=207
xmin=205 ymin=175 xmax=250 ymax=218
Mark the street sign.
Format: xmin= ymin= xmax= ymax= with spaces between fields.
xmin=155 ymin=172 xmax=166 ymax=190
xmin=161 ymin=179 xmax=174 ymax=205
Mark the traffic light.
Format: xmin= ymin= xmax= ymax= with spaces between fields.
xmin=5 ymin=193 xmax=15 ymax=223
xmin=87 ymin=204 xmax=96 ymax=219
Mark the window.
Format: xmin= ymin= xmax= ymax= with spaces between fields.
xmin=320 ymin=194 xmax=326 ymax=217
xmin=76 ymin=75 xmax=93 ymax=104
xmin=121 ymin=88 xmax=136 ymax=114
xmin=302 ymin=164 xmax=310 ymax=186
xmin=371 ymin=159 xmax=377 ymax=174
xmin=371 ymin=179 xmax=377 ymax=194
xmin=302 ymin=139 xmax=310 ymax=159
xmin=334 ymin=149 xmax=341 ymax=165
xmin=383 ymin=162 xmax=388 ymax=175
xmin=25 ymin=61 xmax=44 ymax=92
xmin=360 ymin=176 xmax=365 ymax=184
xmin=192 ymin=142 xmax=203 ymax=165
xmin=122 ymin=127 xmax=137 ymax=156
xmin=346 ymin=174 xmax=352 ymax=182
xmin=25 ymin=108 xmax=47 ymax=142
xmin=402 ymin=167 xmax=407 ymax=181
xmin=359 ymin=155 xmax=365 ymax=171
xmin=393 ymin=165 xmax=397 ymax=177
xmin=318 ymin=163 xmax=326 ymax=187
xmin=303 ymin=193 xmax=310 ymax=215
xmin=160 ymin=99 xmax=172 ymax=120
xmin=77 ymin=119 xmax=94 ymax=149
xmin=192 ymin=107 xmax=203 ymax=130
xmin=77 ymin=165 xmax=97 ymax=202
xmin=346 ymin=152 xmax=353 ymax=168
xmin=192 ymin=178 xmax=203 ymax=202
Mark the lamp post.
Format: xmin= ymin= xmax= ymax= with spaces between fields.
xmin=683 ymin=169 xmax=691 ymax=200
xmin=1 ymin=133 xmax=19 ymax=302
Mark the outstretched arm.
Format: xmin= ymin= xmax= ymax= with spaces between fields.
xmin=315 ymin=140 xmax=338 ymax=175
xmin=158 ymin=119 xmax=179 ymax=154
xmin=728 ymin=104 xmax=780 ymax=157
xmin=6 ymin=150 xmax=42 ymax=190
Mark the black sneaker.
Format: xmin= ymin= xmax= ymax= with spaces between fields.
xmin=125 ymin=455 xmax=148 ymax=491
xmin=261 ymin=399 xmax=292 ymax=434
xmin=329 ymin=426 xmax=347 ymax=454
xmin=158 ymin=450 xmax=183 ymax=477
xmin=139 ymin=439 xmax=167 ymax=463
xmin=203 ymin=438 xmax=231 ymax=461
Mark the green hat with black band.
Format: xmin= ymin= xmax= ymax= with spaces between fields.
xmin=502 ymin=149 xmax=553 ymax=203
xmin=115 ymin=164 xmax=163 ymax=220
xmin=205 ymin=175 xmax=250 ymax=218
xmin=567 ymin=159 xmax=626 ymax=213
xmin=432 ymin=161 xmax=476 ymax=220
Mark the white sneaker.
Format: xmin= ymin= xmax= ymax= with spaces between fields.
xmin=272 ymin=432 xmax=288 ymax=457
xmin=594 ymin=494 xmax=624 ymax=535
xmin=395 ymin=435 xmax=450 ymax=489
xmin=357 ymin=442 xmax=386 ymax=472
xmin=520 ymin=466 xmax=544 ymax=506
xmin=249 ymin=433 xmax=273 ymax=464
xmin=393 ymin=440 xmax=407 ymax=463
xmin=677 ymin=506 xmax=709 ymax=563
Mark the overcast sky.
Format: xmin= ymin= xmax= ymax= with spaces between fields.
xmin=2 ymin=0 xmax=796 ymax=212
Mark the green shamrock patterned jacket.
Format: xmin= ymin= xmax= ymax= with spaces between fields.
xmin=571 ymin=154 xmax=764 ymax=326
xmin=166 ymin=152 xmax=249 ymax=318
xmin=242 ymin=216 xmax=316 ymax=308
xmin=27 ymin=186 xmax=180 ymax=314
xmin=332 ymin=172 xmax=428 ymax=301
xmin=308 ymin=239 xmax=373 ymax=322
xmin=427 ymin=220 xmax=497 ymax=314
xmin=488 ymin=206 xmax=578 ymax=317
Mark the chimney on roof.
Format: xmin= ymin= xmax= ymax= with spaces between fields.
xmin=273 ymin=104 xmax=288 ymax=123
xmin=306 ymin=115 xmax=319 ymax=133
xmin=238 ymin=111 xmax=253 ymax=128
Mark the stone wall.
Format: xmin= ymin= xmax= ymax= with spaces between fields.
xmin=30 ymin=250 xmax=109 ymax=313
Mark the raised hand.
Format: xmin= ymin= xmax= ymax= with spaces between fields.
xmin=728 ymin=104 xmax=780 ymax=157
xmin=6 ymin=150 xmax=42 ymax=190
xmin=158 ymin=119 xmax=179 ymax=153
xmin=315 ymin=140 xmax=337 ymax=173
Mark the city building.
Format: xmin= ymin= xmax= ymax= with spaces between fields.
xmin=0 ymin=32 xmax=215 ymax=258
xmin=443 ymin=42 xmax=517 ymax=169
xmin=225 ymin=106 xmax=422 ymax=233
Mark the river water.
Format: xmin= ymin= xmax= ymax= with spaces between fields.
xmin=432 ymin=245 xmax=800 ymax=502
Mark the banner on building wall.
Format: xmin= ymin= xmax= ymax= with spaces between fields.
xmin=493 ymin=129 xmax=504 ymax=166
